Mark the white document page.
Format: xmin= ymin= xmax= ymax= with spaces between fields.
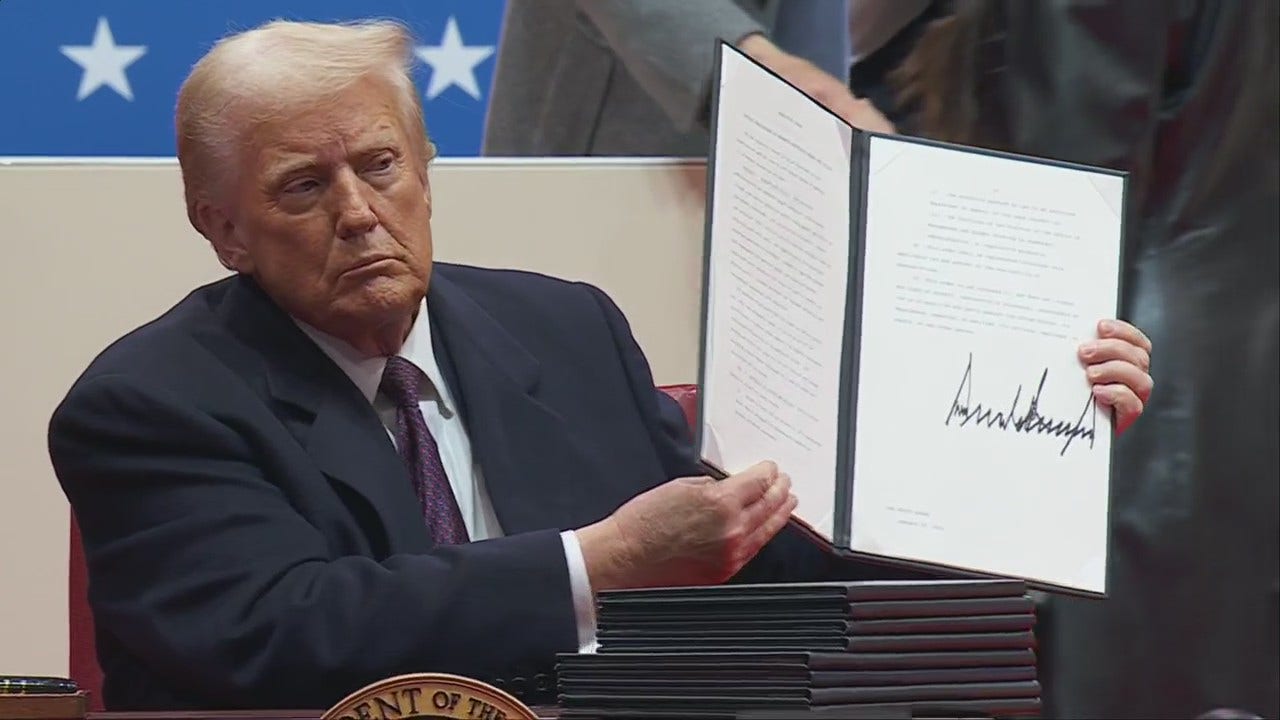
xmin=700 ymin=47 xmax=853 ymax=540
xmin=849 ymin=136 xmax=1124 ymax=593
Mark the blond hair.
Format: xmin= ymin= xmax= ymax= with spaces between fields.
xmin=175 ymin=19 xmax=434 ymax=233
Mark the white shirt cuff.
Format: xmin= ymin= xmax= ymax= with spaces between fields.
xmin=559 ymin=530 xmax=599 ymax=653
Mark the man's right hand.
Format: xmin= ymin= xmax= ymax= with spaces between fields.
xmin=737 ymin=33 xmax=895 ymax=135
xmin=575 ymin=461 xmax=797 ymax=592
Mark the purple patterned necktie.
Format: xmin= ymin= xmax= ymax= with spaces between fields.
xmin=379 ymin=355 xmax=470 ymax=544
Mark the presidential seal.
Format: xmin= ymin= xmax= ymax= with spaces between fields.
xmin=322 ymin=673 xmax=540 ymax=720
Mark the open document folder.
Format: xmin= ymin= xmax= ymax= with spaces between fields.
xmin=695 ymin=41 xmax=1128 ymax=596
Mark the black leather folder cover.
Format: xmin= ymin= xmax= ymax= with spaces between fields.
xmin=735 ymin=696 xmax=1043 ymax=717
xmin=598 ymin=596 xmax=1035 ymax=623
xmin=560 ymin=710 xmax=909 ymax=720
xmin=600 ymin=617 xmax=859 ymax=633
xmin=561 ymin=681 xmax=1040 ymax=708
xmin=558 ymin=664 xmax=1036 ymax=690
xmin=561 ymin=680 xmax=1039 ymax=705
xmin=596 ymin=614 xmax=1034 ymax=638
xmin=558 ymin=697 xmax=1042 ymax=719
xmin=597 ymin=580 xmax=1027 ymax=607
xmin=597 ymin=630 xmax=1037 ymax=653
xmin=557 ymin=649 xmax=1037 ymax=671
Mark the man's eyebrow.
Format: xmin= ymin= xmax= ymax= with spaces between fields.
xmin=351 ymin=134 xmax=402 ymax=156
xmin=262 ymin=155 xmax=319 ymax=184
xmin=260 ymin=133 xmax=402 ymax=185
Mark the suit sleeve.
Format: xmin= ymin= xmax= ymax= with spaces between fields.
xmin=572 ymin=0 xmax=767 ymax=132
xmin=49 ymin=373 xmax=578 ymax=709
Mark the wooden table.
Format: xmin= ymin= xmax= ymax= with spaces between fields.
xmin=88 ymin=709 xmax=562 ymax=719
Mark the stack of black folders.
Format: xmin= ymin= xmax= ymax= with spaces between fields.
xmin=555 ymin=579 xmax=1042 ymax=719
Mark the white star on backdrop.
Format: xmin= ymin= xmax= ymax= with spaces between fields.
xmin=414 ymin=16 xmax=494 ymax=101
xmin=60 ymin=17 xmax=147 ymax=101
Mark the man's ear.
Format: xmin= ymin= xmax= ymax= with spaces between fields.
xmin=194 ymin=199 xmax=254 ymax=273
xmin=420 ymin=139 xmax=435 ymax=219
xmin=422 ymin=172 xmax=432 ymax=219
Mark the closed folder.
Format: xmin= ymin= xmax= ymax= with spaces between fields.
xmin=556 ymin=649 xmax=1038 ymax=671
xmin=596 ymin=613 xmax=1034 ymax=638
xmin=597 ymin=579 xmax=1027 ymax=607
xmin=557 ymin=698 xmax=1042 ymax=719
xmin=735 ymin=697 xmax=1043 ymax=717
xmin=559 ymin=709 xmax=908 ymax=720
xmin=560 ymin=680 xmax=1041 ymax=707
xmin=599 ymin=595 xmax=1034 ymax=623
xmin=597 ymin=630 xmax=1037 ymax=653
xmin=558 ymin=663 xmax=1037 ymax=690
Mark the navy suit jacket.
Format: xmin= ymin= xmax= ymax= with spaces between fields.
xmin=49 ymin=264 xmax=884 ymax=711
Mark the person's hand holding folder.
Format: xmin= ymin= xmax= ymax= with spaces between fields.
xmin=738 ymin=33 xmax=895 ymax=135
xmin=576 ymin=460 xmax=796 ymax=592
xmin=1079 ymin=318 xmax=1153 ymax=434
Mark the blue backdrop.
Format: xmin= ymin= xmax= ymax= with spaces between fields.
xmin=0 ymin=0 xmax=507 ymax=157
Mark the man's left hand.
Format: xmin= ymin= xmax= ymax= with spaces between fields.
xmin=1079 ymin=319 xmax=1153 ymax=434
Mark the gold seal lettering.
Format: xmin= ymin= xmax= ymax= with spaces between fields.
xmin=322 ymin=673 xmax=539 ymax=720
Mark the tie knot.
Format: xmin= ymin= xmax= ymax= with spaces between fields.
xmin=379 ymin=356 xmax=424 ymax=409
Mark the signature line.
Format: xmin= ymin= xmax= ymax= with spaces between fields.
xmin=944 ymin=352 xmax=1097 ymax=456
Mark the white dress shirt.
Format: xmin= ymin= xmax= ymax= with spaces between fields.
xmin=294 ymin=300 xmax=597 ymax=652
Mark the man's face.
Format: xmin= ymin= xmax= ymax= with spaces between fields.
xmin=206 ymin=76 xmax=434 ymax=341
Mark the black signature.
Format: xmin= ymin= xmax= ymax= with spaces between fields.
xmin=944 ymin=352 xmax=1096 ymax=456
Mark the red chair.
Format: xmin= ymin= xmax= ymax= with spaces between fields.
xmin=68 ymin=513 xmax=104 ymax=711
xmin=659 ymin=383 xmax=699 ymax=431
xmin=66 ymin=384 xmax=701 ymax=712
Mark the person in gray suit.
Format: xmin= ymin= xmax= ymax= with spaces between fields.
xmin=482 ymin=0 xmax=902 ymax=156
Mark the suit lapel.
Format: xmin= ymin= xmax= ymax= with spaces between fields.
xmin=427 ymin=269 xmax=591 ymax=534
xmin=213 ymin=276 xmax=430 ymax=552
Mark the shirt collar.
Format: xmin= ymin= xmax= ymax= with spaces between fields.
xmin=293 ymin=300 xmax=456 ymax=417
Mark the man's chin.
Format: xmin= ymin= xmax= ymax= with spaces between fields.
xmin=339 ymin=277 xmax=425 ymax=320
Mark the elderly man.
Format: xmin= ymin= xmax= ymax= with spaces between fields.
xmin=48 ymin=19 xmax=1156 ymax=712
